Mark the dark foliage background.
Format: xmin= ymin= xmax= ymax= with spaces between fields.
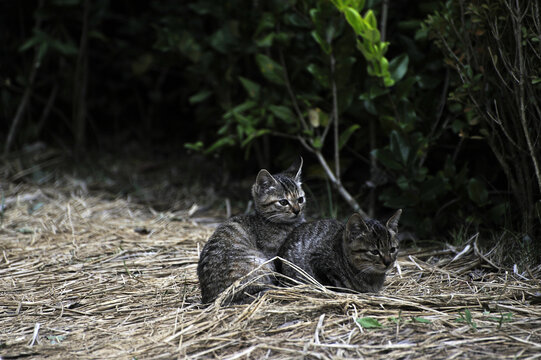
xmin=1 ymin=0 xmax=539 ymax=261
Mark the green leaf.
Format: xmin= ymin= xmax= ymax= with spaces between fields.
xmin=189 ymin=90 xmax=212 ymax=104
xmin=389 ymin=54 xmax=409 ymax=83
xmin=184 ymin=141 xmax=204 ymax=151
xmin=413 ymin=317 xmax=432 ymax=324
xmin=356 ymin=317 xmax=382 ymax=328
xmin=255 ymin=54 xmax=285 ymax=85
xmin=359 ymin=26 xmax=381 ymax=43
xmin=344 ymin=7 xmax=365 ymax=35
xmin=238 ymin=77 xmax=261 ymax=99
xmin=356 ymin=40 xmax=375 ymax=61
xmin=254 ymin=12 xmax=275 ymax=37
xmin=241 ymin=129 xmax=271 ymax=147
xmin=359 ymin=85 xmax=389 ymax=100
xmin=224 ymin=101 xmax=258 ymax=119
xmin=390 ymin=131 xmax=409 ymax=165
xmin=339 ymin=124 xmax=360 ymax=149
xmin=347 ymin=0 xmax=365 ymax=12
xmin=380 ymin=56 xmax=389 ymax=74
xmin=268 ymin=105 xmax=295 ymax=124
xmin=204 ymin=136 xmax=236 ymax=154
xmin=306 ymin=63 xmax=330 ymax=88
xmin=19 ymin=31 xmax=43 ymax=52
xmin=311 ymin=31 xmax=331 ymax=54
xmin=37 ymin=43 xmax=49 ymax=65
xmin=421 ymin=177 xmax=447 ymax=200
xmin=312 ymin=137 xmax=323 ymax=149
xmin=363 ymin=100 xmax=378 ymax=115
xmin=364 ymin=10 xmax=377 ymax=30
xmin=467 ymin=178 xmax=489 ymax=205
xmin=49 ymin=38 xmax=78 ymax=56
xmin=255 ymin=32 xmax=274 ymax=47
xmin=396 ymin=175 xmax=409 ymax=191
xmin=284 ymin=13 xmax=311 ymax=28
xmin=395 ymin=76 xmax=418 ymax=100
xmin=372 ymin=148 xmax=402 ymax=170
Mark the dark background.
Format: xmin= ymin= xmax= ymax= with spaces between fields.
xmin=1 ymin=0 xmax=540 ymax=262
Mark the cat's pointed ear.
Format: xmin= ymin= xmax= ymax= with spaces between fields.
xmin=255 ymin=169 xmax=279 ymax=190
xmin=386 ymin=209 xmax=402 ymax=233
xmin=346 ymin=212 xmax=370 ymax=235
xmin=285 ymin=156 xmax=303 ymax=182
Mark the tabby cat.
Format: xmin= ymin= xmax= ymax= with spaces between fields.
xmin=197 ymin=158 xmax=306 ymax=304
xmin=277 ymin=210 xmax=401 ymax=293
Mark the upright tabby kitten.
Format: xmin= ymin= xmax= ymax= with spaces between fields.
xmin=277 ymin=210 xmax=401 ymax=293
xmin=197 ymin=158 xmax=305 ymax=304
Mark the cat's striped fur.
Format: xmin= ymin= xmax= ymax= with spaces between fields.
xmin=277 ymin=210 xmax=401 ymax=293
xmin=197 ymin=158 xmax=305 ymax=304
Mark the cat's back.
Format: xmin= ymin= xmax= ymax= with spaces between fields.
xmin=198 ymin=214 xmax=259 ymax=272
xmin=206 ymin=214 xmax=257 ymax=248
xmin=279 ymin=219 xmax=343 ymax=263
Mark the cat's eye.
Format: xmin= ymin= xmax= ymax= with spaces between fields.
xmin=297 ymin=196 xmax=304 ymax=204
xmin=370 ymin=250 xmax=380 ymax=256
xmin=390 ymin=247 xmax=396 ymax=253
xmin=278 ymin=199 xmax=289 ymax=206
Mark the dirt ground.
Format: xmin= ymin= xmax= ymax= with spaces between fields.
xmin=1 ymin=159 xmax=541 ymax=359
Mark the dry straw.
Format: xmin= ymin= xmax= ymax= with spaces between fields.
xmin=1 ymin=177 xmax=540 ymax=359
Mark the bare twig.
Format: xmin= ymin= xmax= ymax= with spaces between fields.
xmin=330 ymin=53 xmax=341 ymax=181
xmin=314 ymin=151 xmax=366 ymax=217
xmin=511 ymin=0 xmax=541 ymax=194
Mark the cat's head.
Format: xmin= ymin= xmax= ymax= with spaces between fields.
xmin=343 ymin=209 xmax=402 ymax=274
xmin=251 ymin=157 xmax=305 ymax=223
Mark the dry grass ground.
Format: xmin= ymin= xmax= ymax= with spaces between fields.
xmin=1 ymin=172 xmax=541 ymax=359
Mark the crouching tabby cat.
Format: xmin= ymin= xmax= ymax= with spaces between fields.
xmin=197 ymin=158 xmax=306 ymax=304
xmin=277 ymin=210 xmax=402 ymax=293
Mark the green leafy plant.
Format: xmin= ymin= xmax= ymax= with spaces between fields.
xmin=484 ymin=311 xmax=513 ymax=329
xmin=330 ymin=0 xmax=394 ymax=86
xmin=455 ymin=309 xmax=477 ymax=331
xmin=388 ymin=312 xmax=432 ymax=325
xmin=356 ymin=316 xmax=383 ymax=329
xmin=413 ymin=317 xmax=432 ymax=324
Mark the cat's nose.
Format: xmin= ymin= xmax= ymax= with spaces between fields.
xmin=382 ymin=256 xmax=393 ymax=267
xmin=292 ymin=206 xmax=300 ymax=215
